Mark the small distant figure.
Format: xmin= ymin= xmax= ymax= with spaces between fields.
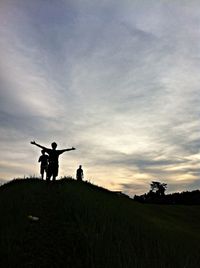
xmin=31 ymin=141 xmax=76 ymax=181
xmin=76 ymin=165 xmax=84 ymax=181
xmin=38 ymin=150 xmax=49 ymax=180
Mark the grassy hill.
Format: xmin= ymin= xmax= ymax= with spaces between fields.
xmin=0 ymin=179 xmax=200 ymax=268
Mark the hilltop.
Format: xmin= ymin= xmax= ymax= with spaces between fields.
xmin=0 ymin=178 xmax=200 ymax=268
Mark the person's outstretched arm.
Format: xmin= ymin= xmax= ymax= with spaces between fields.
xmin=30 ymin=141 xmax=48 ymax=150
xmin=59 ymin=147 xmax=76 ymax=154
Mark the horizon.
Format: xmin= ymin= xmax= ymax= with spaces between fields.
xmin=1 ymin=177 xmax=200 ymax=198
xmin=0 ymin=0 xmax=200 ymax=196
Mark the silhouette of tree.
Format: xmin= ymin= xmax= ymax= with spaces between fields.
xmin=134 ymin=182 xmax=200 ymax=205
xmin=150 ymin=181 xmax=167 ymax=196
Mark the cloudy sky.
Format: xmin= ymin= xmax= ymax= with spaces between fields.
xmin=0 ymin=0 xmax=200 ymax=196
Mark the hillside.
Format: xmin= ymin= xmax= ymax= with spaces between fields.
xmin=0 ymin=179 xmax=200 ymax=268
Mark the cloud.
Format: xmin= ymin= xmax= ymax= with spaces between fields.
xmin=0 ymin=0 xmax=200 ymax=195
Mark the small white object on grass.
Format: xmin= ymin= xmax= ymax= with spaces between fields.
xmin=28 ymin=215 xmax=39 ymax=221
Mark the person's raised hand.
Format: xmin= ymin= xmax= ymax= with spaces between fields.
xmin=72 ymin=147 xmax=76 ymax=150
xmin=30 ymin=141 xmax=36 ymax=145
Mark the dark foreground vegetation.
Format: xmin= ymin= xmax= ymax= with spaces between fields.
xmin=0 ymin=178 xmax=200 ymax=268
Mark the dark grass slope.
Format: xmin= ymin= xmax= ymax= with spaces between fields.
xmin=0 ymin=179 xmax=200 ymax=268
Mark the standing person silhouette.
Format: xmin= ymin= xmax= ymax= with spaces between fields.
xmin=76 ymin=165 xmax=84 ymax=181
xmin=38 ymin=150 xmax=49 ymax=180
xmin=31 ymin=141 xmax=76 ymax=181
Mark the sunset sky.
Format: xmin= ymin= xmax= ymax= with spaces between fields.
xmin=0 ymin=0 xmax=200 ymax=196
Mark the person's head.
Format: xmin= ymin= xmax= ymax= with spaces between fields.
xmin=41 ymin=150 xmax=45 ymax=155
xmin=79 ymin=165 xmax=82 ymax=169
xmin=51 ymin=142 xmax=57 ymax=150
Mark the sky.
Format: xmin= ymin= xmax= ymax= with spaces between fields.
xmin=0 ymin=0 xmax=200 ymax=196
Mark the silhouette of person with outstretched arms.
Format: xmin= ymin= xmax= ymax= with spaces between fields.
xmin=76 ymin=165 xmax=84 ymax=181
xmin=31 ymin=141 xmax=76 ymax=181
xmin=38 ymin=150 xmax=49 ymax=180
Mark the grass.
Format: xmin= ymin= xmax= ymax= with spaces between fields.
xmin=0 ymin=178 xmax=200 ymax=267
